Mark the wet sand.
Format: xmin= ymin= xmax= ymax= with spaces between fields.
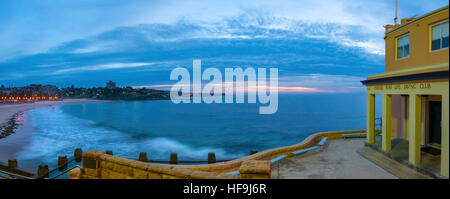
xmin=0 ymin=99 xmax=108 ymax=165
xmin=272 ymin=138 xmax=398 ymax=179
xmin=0 ymin=99 xmax=106 ymax=124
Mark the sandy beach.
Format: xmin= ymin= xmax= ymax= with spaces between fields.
xmin=0 ymin=99 xmax=106 ymax=125
xmin=0 ymin=99 xmax=108 ymax=165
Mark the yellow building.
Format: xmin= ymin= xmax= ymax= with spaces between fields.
xmin=362 ymin=6 xmax=449 ymax=178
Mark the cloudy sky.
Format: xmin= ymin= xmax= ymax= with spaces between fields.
xmin=0 ymin=0 xmax=448 ymax=92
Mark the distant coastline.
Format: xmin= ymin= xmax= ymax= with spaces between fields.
xmin=1 ymin=81 xmax=171 ymax=104
xmin=61 ymin=81 xmax=171 ymax=101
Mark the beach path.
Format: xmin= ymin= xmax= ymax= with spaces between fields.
xmin=272 ymin=138 xmax=398 ymax=179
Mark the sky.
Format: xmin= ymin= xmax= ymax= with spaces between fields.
xmin=0 ymin=0 xmax=448 ymax=93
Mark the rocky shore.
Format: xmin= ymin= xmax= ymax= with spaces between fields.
xmin=0 ymin=111 xmax=22 ymax=140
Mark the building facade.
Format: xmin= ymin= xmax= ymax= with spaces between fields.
xmin=362 ymin=6 xmax=449 ymax=178
xmin=0 ymin=84 xmax=61 ymax=102
xmin=106 ymin=80 xmax=117 ymax=89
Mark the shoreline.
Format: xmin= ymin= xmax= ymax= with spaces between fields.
xmin=0 ymin=99 xmax=109 ymax=167
xmin=0 ymin=99 xmax=109 ymax=125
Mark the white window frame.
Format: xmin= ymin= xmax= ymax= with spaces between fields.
xmin=430 ymin=20 xmax=449 ymax=52
xmin=396 ymin=34 xmax=410 ymax=60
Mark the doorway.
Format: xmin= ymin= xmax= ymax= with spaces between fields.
xmin=428 ymin=101 xmax=442 ymax=145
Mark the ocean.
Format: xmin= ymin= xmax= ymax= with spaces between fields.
xmin=13 ymin=93 xmax=381 ymax=171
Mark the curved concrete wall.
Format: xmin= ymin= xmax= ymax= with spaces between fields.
xmin=177 ymin=130 xmax=368 ymax=173
xmin=71 ymin=129 xmax=370 ymax=179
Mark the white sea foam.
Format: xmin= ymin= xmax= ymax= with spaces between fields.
xmin=16 ymin=106 xmax=241 ymax=167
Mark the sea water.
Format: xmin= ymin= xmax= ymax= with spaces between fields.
xmin=14 ymin=93 xmax=381 ymax=171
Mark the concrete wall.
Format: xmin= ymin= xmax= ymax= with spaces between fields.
xmin=70 ymin=130 xmax=368 ymax=179
xmin=71 ymin=150 xmax=241 ymax=179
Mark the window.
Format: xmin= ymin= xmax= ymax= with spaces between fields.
xmin=431 ymin=20 xmax=449 ymax=51
xmin=397 ymin=34 xmax=410 ymax=59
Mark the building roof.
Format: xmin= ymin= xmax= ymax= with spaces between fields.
xmin=363 ymin=5 xmax=449 ymax=85
xmin=386 ymin=5 xmax=449 ymax=35
xmin=361 ymin=70 xmax=448 ymax=85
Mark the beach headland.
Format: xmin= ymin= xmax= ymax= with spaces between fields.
xmin=0 ymin=99 xmax=108 ymax=166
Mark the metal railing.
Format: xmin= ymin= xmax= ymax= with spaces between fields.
xmin=37 ymin=154 xmax=82 ymax=179
xmin=0 ymin=168 xmax=34 ymax=179
xmin=49 ymin=166 xmax=81 ymax=179
xmin=135 ymin=159 xmax=236 ymax=164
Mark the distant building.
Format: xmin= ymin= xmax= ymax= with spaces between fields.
xmin=106 ymin=81 xmax=117 ymax=89
xmin=0 ymin=84 xmax=61 ymax=101
xmin=362 ymin=6 xmax=448 ymax=178
xmin=1 ymin=90 xmax=10 ymax=95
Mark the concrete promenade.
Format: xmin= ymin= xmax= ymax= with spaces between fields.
xmin=272 ymin=138 xmax=398 ymax=179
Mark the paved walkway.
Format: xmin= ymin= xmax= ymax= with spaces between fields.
xmin=272 ymin=138 xmax=398 ymax=179
xmin=357 ymin=147 xmax=433 ymax=179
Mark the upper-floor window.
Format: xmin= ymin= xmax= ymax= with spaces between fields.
xmin=396 ymin=34 xmax=409 ymax=59
xmin=431 ymin=20 xmax=449 ymax=51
